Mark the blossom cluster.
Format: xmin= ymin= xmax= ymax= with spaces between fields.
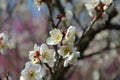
xmin=0 ymin=33 xmax=9 ymax=54
xmin=0 ymin=33 xmax=17 ymax=55
xmin=85 ymin=0 xmax=113 ymax=20
xmin=20 ymin=26 xmax=80 ymax=80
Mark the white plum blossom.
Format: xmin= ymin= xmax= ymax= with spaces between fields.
xmin=29 ymin=44 xmax=41 ymax=64
xmin=58 ymin=44 xmax=75 ymax=58
xmin=85 ymin=0 xmax=99 ymax=19
xmin=46 ymin=29 xmax=63 ymax=45
xmin=29 ymin=43 xmax=56 ymax=67
xmin=64 ymin=52 xmax=80 ymax=67
xmin=85 ymin=0 xmax=99 ymax=12
xmin=0 ymin=33 xmax=9 ymax=54
xmin=85 ymin=0 xmax=113 ymax=11
xmin=40 ymin=43 xmax=56 ymax=67
xmin=55 ymin=25 xmax=80 ymax=67
xmin=62 ymin=26 xmax=76 ymax=45
xmin=85 ymin=0 xmax=113 ymax=20
xmin=65 ymin=26 xmax=76 ymax=43
xmin=20 ymin=62 xmax=45 ymax=80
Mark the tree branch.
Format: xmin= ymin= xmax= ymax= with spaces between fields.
xmin=45 ymin=1 xmax=56 ymax=28
xmin=107 ymin=23 xmax=120 ymax=30
xmin=76 ymin=6 xmax=118 ymax=54
xmin=79 ymin=45 xmax=120 ymax=60
xmin=55 ymin=0 xmax=65 ymax=15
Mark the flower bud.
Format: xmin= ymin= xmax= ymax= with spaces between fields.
xmin=62 ymin=17 xmax=67 ymax=22
xmin=103 ymin=5 xmax=108 ymax=11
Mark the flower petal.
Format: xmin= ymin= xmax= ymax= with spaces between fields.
xmin=46 ymin=37 xmax=56 ymax=45
xmin=40 ymin=43 xmax=48 ymax=52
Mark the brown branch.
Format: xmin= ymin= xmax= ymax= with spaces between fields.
xmin=51 ymin=66 xmax=70 ymax=80
xmin=107 ymin=23 xmax=120 ymax=30
xmin=75 ymin=5 xmax=118 ymax=55
xmin=75 ymin=10 xmax=104 ymax=59
xmin=45 ymin=1 xmax=120 ymax=80
xmin=45 ymin=1 xmax=56 ymax=28
xmin=75 ymin=9 xmax=103 ymax=46
xmin=44 ymin=63 xmax=53 ymax=75
xmin=55 ymin=0 xmax=65 ymax=15
xmin=51 ymin=7 xmax=120 ymax=80
xmin=79 ymin=45 xmax=120 ymax=60
xmin=55 ymin=19 xmax=61 ymax=28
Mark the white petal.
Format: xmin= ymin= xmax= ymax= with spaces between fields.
xmin=40 ymin=43 xmax=48 ymax=52
xmin=48 ymin=29 xmax=63 ymax=45
xmin=63 ymin=53 xmax=71 ymax=59
xmin=50 ymin=29 xmax=61 ymax=37
xmin=65 ymin=26 xmax=76 ymax=43
xmin=25 ymin=61 xmax=32 ymax=68
xmin=67 ymin=54 xmax=74 ymax=61
xmin=85 ymin=0 xmax=99 ymax=11
xmin=41 ymin=58 xmax=48 ymax=63
xmin=21 ymin=61 xmax=43 ymax=80
xmin=67 ymin=26 xmax=76 ymax=35
xmin=29 ymin=51 xmax=35 ymax=60
xmin=49 ymin=49 xmax=56 ymax=57
xmin=34 ymin=43 xmax=40 ymax=50
xmin=58 ymin=44 xmax=74 ymax=58
xmin=58 ymin=47 xmax=69 ymax=58
xmin=20 ymin=76 xmax=25 ymax=80
xmin=46 ymin=37 xmax=56 ymax=45
xmin=68 ymin=53 xmax=79 ymax=65
xmin=64 ymin=60 xmax=69 ymax=67
xmin=74 ymin=51 xmax=80 ymax=57
xmin=58 ymin=48 xmax=64 ymax=57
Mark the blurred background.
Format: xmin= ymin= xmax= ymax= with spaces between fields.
xmin=0 ymin=0 xmax=120 ymax=80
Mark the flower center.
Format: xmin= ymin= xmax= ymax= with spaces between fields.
xmin=28 ymin=70 xmax=35 ymax=78
xmin=34 ymin=50 xmax=40 ymax=58
xmin=42 ymin=52 xmax=49 ymax=59
xmin=63 ymin=47 xmax=71 ymax=55
xmin=55 ymin=34 xmax=61 ymax=41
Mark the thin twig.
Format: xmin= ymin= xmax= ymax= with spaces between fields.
xmin=55 ymin=56 xmax=62 ymax=71
xmin=45 ymin=1 xmax=56 ymax=28
xmin=79 ymin=45 xmax=120 ymax=60
xmin=44 ymin=63 xmax=53 ymax=75
xmin=53 ymin=45 xmax=59 ymax=71
xmin=55 ymin=19 xmax=61 ymax=28
xmin=55 ymin=0 xmax=65 ymax=15
xmin=75 ymin=10 xmax=104 ymax=46
xmin=75 ymin=3 xmax=113 ymax=46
